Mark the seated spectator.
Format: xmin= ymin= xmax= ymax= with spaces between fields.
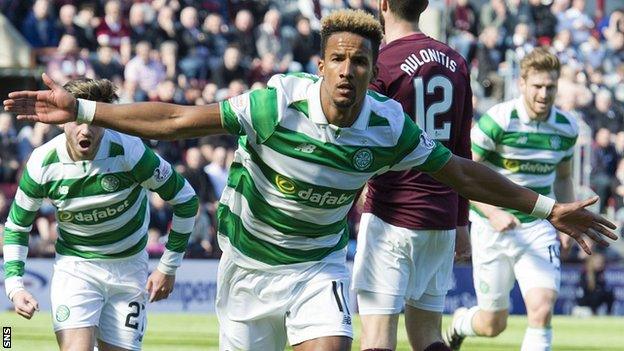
xmin=227 ymin=9 xmax=258 ymax=65
xmin=579 ymin=36 xmax=607 ymax=71
xmin=447 ymin=0 xmax=478 ymax=60
xmin=204 ymin=146 xmax=229 ymax=198
xmin=57 ymin=4 xmax=93 ymax=50
xmin=508 ymin=22 xmax=535 ymax=60
xmin=160 ymin=41 xmax=179 ymax=80
xmin=211 ymin=45 xmax=248 ymax=89
xmin=95 ymin=0 xmax=131 ymax=52
xmin=91 ymin=45 xmax=124 ymax=84
xmin=149 ymin=191 xmax=172 ymax=237
xmin=181 ymin=147 xmax=218 ymax=207
xmin=0 ymin=113 xmax=19 ymax=183
xmin=187 ymin=206 xmax=215 ymax=258
xmin=46 ymin=34 xmax=95 ymax=85
xmin=248 ymin=53 xmax=280 ymax=86
xmin=603 ymin=31 xmax=624 ymax=73
xmin=577 ymin=253 xmax=615 ymax=315
xmin=128 ymin=3 xmax=159 ymax=46
xmin=553 ymin=30 xmax=581 ymax=69
xmin=475 ymin=26 xmax=505 ymax=100
xmin=528 ymin=0 xmax=557 ymax=44
xmin=73 ymin=4 xmax=98 ymax=49
xmin=178 ymin=6 xmax=211 ymax=80
xmin=587 ymin=89 xmax=624 ymax=134
xmin=124 ymin=41 xmax=166 ymax=101
xmin=559 ymin=0 xmax=594 ymax=47
xmin=479 ymin=0 xmax=508 ymax=37
xmin=20 ymin=0 xmax=60 ymax=49
xmin=591 ymin=128 xmax=618 ymax=213
xmin=255 ymin=8 xmax=296 ymax=73
xmin=292 ymin=15 xmax=321 ymax=74
xmin=153 ymin=6 xmax=178 ymax=48
xmin=203 ymin=13 xmax=229 ymax=71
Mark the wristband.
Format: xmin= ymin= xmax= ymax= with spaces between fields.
xmin=76 ymin=98 xmax=96 ymax=124
xmin=530 ymin=194 xmax=556 ymax=219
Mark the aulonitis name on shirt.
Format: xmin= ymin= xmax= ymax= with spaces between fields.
xmin=400 ymin=49 xmax=458 ymax=75
xmin=57 ymin=200 xmax=131 ymax=223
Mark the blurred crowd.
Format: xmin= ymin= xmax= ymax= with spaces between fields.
xmin=0 ymin=0 xmax=622 ymax=279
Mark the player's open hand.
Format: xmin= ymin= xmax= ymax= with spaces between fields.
xmin=548 ymin=196 xmax=618 ymax=255
xmin=3 ymin=73 xmax=77 ymax=124
xmin=146 ymin=269 xmax=175 ymax=303
xmin=12 ymin=289 xmax=39 ymax=319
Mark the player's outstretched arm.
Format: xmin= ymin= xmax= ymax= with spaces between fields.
xmin=4 ymin=74 xmax=226 ymax=140
xmin=430 ymin=155 xmax=618 ymax=254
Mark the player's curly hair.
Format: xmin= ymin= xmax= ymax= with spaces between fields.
xmin=63 ymin=78 xmax=118 ymax=103
xmin=320 ymin=9 xmax=383 ymax=64
xmin=520 ymin=47 xmax=561 ymax=78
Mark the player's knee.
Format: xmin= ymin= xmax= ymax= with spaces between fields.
xmin=528 ymin=304 xmax=553 ymax=327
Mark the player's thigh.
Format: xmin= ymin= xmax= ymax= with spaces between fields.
xmin=471 ymin=220 xmax=516 ymax=311
xmin=55 ymin=326 xmax=96 ymax=351
xmin=353 ymin=213 xmax=411 ymax=298
xmin=286 ymin=264 xmax=353 ymax=347
xmin=219 ymin=317 xmax=288 ymax=351
xmin=51 ymin=262 xmax=105 ymax=333
xmin=514 ymin=223 xmax=561 ymax=299
xmin=292 ymin=336 xmax=352 ymax=351
xmin=97 ymin=259 xmax=149 ymax=351
xmin=405 ymin=229 xmax=455 ymax=312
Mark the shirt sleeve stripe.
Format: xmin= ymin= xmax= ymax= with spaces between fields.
xmin=477 ymin=114 xmax=505 ymax=143
xmin=220 ymin=100 xmax=244 ymax=135
xmin=165 ymin=230 xmax=192 ymax=253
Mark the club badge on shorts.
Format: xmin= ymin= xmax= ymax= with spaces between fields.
xmin=56 ymin=305 xmax=70 ymax=322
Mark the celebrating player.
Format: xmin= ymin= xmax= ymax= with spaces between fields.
xmin=444 ymin=48 xmax=578 ymax=351
xmin=353 ymin=1 xmax=473 ymax=350
xmin=3 ymin=79 xmax=198 ymax=351
xmin=4 ymin=10 xmax=617 ymax=351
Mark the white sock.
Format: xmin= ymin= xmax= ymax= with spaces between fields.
xmin=521 ymin=327 xmax=552 ymax=351
xmin=453 ymin=306 xmax=479 ymax=337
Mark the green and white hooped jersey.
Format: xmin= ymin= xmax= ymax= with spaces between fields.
xmin=3 ymin=130 xmax=198 ymax=295
xmin=471 ymin=97 xmax=578 ymax=223
xmin=218 ymin=73 xmax=451 ymax=269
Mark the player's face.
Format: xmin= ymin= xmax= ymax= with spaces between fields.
xmin=64 ymin=122 xmax=104 ymax=160
xmin=318 ymin=32 xmax=376 ymax=111
xmin=520 ymin=69 xmax=559 ymax=120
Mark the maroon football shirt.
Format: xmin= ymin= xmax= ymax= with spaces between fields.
xmin=364 ymin=33 xmax=473 ymax=229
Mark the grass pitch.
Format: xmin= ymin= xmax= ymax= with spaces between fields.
xmin=1 ymin=312 xmax=622 ymax=350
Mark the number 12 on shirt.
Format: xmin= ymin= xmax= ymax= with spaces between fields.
xmin=413 ymin=76 xmax=454 ymax=141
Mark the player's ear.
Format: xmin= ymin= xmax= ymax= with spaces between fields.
xmin=370 ymin=65 xmax=378 ymax=82
xmin=318 ymin=59 xmax=325 ymax=77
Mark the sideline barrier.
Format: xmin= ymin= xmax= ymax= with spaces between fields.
xmin=1 ymin=260 xmax=623 ymax=315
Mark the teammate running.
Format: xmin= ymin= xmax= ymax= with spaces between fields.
xmin=353 ymin=1 xmax=473 ymax=350
xmin=444 ymin=48 xmax=578 ymax=351
xmin=4 ymin=10 xmax=617 ymax=351
xmin=3 ymin=79 xmax=198 ymax=351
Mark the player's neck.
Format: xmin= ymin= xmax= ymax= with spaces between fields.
xmin=384 ymin=18 xmax=421 ymax=45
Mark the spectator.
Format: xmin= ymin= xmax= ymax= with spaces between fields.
xmin=509 ymin=22 xmax=535 ymax=60
xmin=128 ymin=3 xmax=159 ymax=46
xmin=587 ymin=89 xmax=624 ymax=134
xmin=615 ymin=131 xmax=624 ymax=161
xmin=528 ymin=0 xmax=558 ymax=44
xmin=160 ymin=40 xmax=179 ymax=80
xmin=447 ymin=0 xmax=479 ymax=60
xmin=203 ymin=12 xmax=229 ymax=70
xmin=577 ymin=253 xmax=615 ymax=315
xmin=579 ymin=36 xmax=607 ymax=71
xmin=20 ymin=0 xmax=60 ymax=48
xmin=95 ymin=0 xmax=131 ymax=51
xmin=505 ymin=0 xmax=533 ymax=35
xmin=187 ymin=206 xmax=215 ymax=258
xmin=475 ymin=26 xmax=505 ymax=100
xmin=248 ymin=52 xmax=280 ymax=86
xmin=0 ymin=113 xmax=20 ymax=183
xmin=181 ymin=147 xmax=218 ymax=207
xmin=559 ymin=0 xmax=594 ymax=47
xmin=255 ymin=8 xmax=295 ymax=72
xmin=46 ymin=34 xmax=95 ymax=85
xmin=124 ymin=41 xmax=166 ymax=101
xmin=227 ymin=9 xmax=258 ymax=65
xmin=603 ymin=31 xmax=624 ymax=73
xmin=147 ymin=192 xmax=170 ymax=256
xmin=611 ymin=157 xmax=624 ymax=212
xmin=291 ymin=15 xmax=321 ymax=74
xmin=211 ymin=45 xmax=248 ymax=89
xmin=591 ymin=128 xmax=618 ymax=213
xmin=57 ymin=4 xmax=92 ymax=50
xmin=73 ymin=3 xmax=98 ymax=50
xmin=204 ymin=146 xmax=229 ymax=198
xmin=153 ymin=5 xmax=179 ymax=48
xmin=479 ymin=0 xmax=508 ymax=35
xmin=91 ymin=45 xmax=124 ymax=83
xmin=177 ymin=6 xmax=211 ymax=80
xmin=552 ymin=29 xmax=581 ymax=68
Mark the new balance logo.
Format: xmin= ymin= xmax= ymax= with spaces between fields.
xmin=295 ymin=143 xmax=316 ymax=153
